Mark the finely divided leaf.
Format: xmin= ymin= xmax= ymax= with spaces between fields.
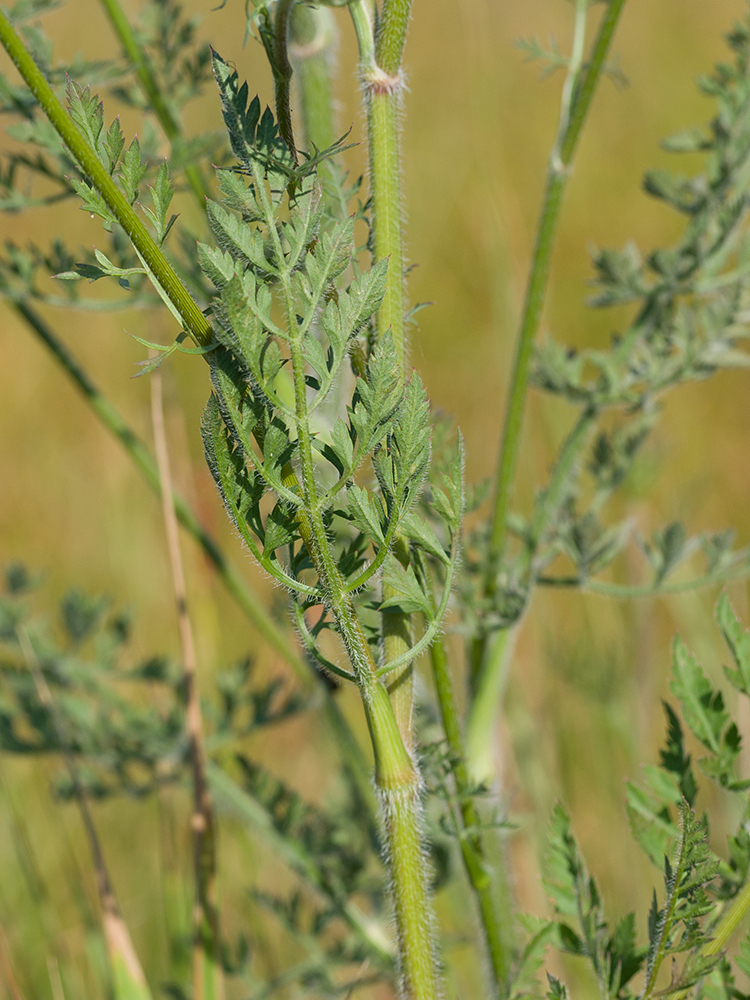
xmin=716 ymin=592 xmax=750 ymax=697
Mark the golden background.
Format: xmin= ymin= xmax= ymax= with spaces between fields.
xmin=0 ymin=0 xmax=748 ymax=996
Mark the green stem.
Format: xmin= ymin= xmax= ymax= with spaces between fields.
xmin=290 ymin=5 xmax=347 ymax=218
xmin=0 ymin=9 xmax=212 ymax=348
xmin=479 ymin=0 xmax=628 ymax=664
xmin=375 ymin=0 xmax=413 ymax=77
xmin=351 ymin=0 xmax=414 ymax=748
xmin=290 ymin=6 xmax=336 ymax=152
xmin=467 ymin=405 xmax=596 ymax=780
xmin=12 ymin=298 xmax=376 ymax=819
xmin=277 ymin=187 xmax=440 ymax=997
xmin=272 ymin=0 xmax=298 ymax=161
xmin=97 ymin=0 xmax=208 ymax=205
xmin=429 ymin=636 xmax=513 ymax=993
xmin=351 ymin=0 xmax=406 ymax=360
xmin=705 ymin=880 xmax=750 ymax=957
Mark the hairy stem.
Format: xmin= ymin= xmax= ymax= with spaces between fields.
xmin=272 ymin=0 xmax=298 ymax=161
xmin=276 ymin=195 xmax=440 ymax=997
xmin=97 ymin=0 xmax=208 ymax=205
xmin=350 ymin=0 xmax=414 ymax=747
xmin=476 ymin=0 xmax=628 ymax=678
xmin=151 ymin=373 xmax=223 ymax=1000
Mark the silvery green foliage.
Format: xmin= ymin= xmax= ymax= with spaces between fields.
xmin=0 ymin=0 xmax=219 ymax=311
xmin=0 ymin=564 xmax=305 ymax=798
xmin=200 ymin=52 xmax=460 ymax=675
xmin=462 ymin=16 xmax=750 ymax=642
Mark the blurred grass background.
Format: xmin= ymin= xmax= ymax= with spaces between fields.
xmin=1 ymin=0 xmax=750 ymax=996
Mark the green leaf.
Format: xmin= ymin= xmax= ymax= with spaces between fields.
xmin=626 ymin=779 xmax=677 ymax=868
xmin=346 ymin=486 xmax=384 ymax=546
xmin=142 ymin=162 xmax=175 ymax=245
xmin=401 ymin=511 xmax=448 ymax=565
xmin=197 ymin=242 xmax=236 ymax=288
xmin=207 ymin=199 xmax=276 ymax=274
xmin=380 ymin=556 xmax=432 ymax=617
xmin=102 ymin=116 xmax=124 ymax=174
xmin=670 ymin=637 xmax=726 ymax=754
xmin=66 ymin=79 xmax=105 ymax=163
xmin=263 ymin=501 xmax=298 ymax=555
xmin=330 ymin=418 xmax=354 ymax=473
xmin=118 ymin=137 xmax=146 ymax=205
xmin=546 ymin=974 xmax=569 ymax=1000
xmin=716 ymin=591 xmax=750 ymax=697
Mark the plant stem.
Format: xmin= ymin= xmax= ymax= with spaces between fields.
xmin=0 ymin=9 xmax=212 ymax=348
xmin=151 ymin=372 xmax=223 ymax=1000
xmin=478 ymin=0 xmax=628 ymax=670
xmin=350 ymin=0 xmax=407 ymax=359
xmin=289 ymin=5 xmax=347 ymax=216
xmin=12 ymin=298 xmax=377 ymax=819
xmin=271 ymin=0 xmax=299 ymax=161
xmin=0 ymin=921 xmax=26 ymax=1000
xmin=466 ymin=405 xmax=596 ymax=784
xmin=275 ymin=201 xmax=440 ymax=997
xmin=16 ymin=627 xmax=153 ymax=1000
xmin=350 ymin=0 xmax=414 ymax=747
xmin=97 ymin=0 xmax=208 ymax=205
xmin=429 ymin=635 xmax=513 ymax=992
xmin=289 ymin=6 xmax=337 ymax=153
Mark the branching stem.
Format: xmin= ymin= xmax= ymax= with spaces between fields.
xmin=477 ymin=0 xmax=628 ymax=676
xmin=97 ymin=0 xmax=208 ymax=204
xmin=0 ymin=9 xmax=212 ymax=347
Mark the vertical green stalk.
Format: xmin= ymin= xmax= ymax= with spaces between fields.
xmin=97 ymin=0 xmax=208 ymax=205
xmin=483 ymin=0 xmax=627 ymax=591
xmin=466 ymin=405 xmax=597 ymax=784
xmin=429 ymin=635 xmax=513 ymax=992
xmin=350 ymin=0 xmax=414 ymax=746
xmin=471 ymin=0 xmax=628 ymax=696
xmin=289 ymin=6 xmax=337 ymax=153
xmin=289 ymin=5 xmax=348 ymax=216
xmin=269 ymin=166 xmax=440 ymax=997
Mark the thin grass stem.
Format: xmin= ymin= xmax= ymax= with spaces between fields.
xmin=16 ymin=627 xmax=153 ymax=1000
xmin=0 ymin=920 xmax=26 ymax=1000
xmin=150 ymin=372 xmax=224 ymax=1000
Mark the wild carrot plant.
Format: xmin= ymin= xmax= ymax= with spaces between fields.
xmin=5 ymin=2 xmax=750 ymax=999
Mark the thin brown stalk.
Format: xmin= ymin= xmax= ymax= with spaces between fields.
xmin=15 ymin=628 xmax=151 ymax=994
xmin=0 ymin=921 xmax=26 ymax=1000
xmin=150 ymin=371 xmax=223 ymax=1000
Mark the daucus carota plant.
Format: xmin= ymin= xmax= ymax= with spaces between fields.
xmin=6 ymin=1 xmax=750 ymax=999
